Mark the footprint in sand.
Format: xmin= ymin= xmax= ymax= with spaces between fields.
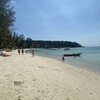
xmin=14 ymin=81 xmax=24 ymax=86
xmin=35 ymin=97 xmax=40 ymax=100
xmin=37 ymin=66 xmax=45 ymax=69
xmin=66 ymin=97 xmax=70 ymax=100
xmin=89 ymin=92 xmax=93 ymax=95
xmin=17 ymin=96 xmax=21 ymax=100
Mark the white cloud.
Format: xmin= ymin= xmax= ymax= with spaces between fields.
xmin=11 ymin=0 xmax=16 ymax=4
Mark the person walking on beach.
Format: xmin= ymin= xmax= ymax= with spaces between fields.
xmin=18 ymin=49 xmax=20 ymax=55
xmin=32 ymin=49 xmax=34 ymax=56
xmin=22 ymin=49 xmax=24 ymax=55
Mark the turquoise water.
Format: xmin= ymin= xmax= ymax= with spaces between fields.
xmin=34 ymin=47 xmax=100 ymax=74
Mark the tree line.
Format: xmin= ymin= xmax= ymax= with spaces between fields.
xmin=0 ymin=0 xmax=25 ymax=49
xmin=0 ymin=0 xmax=15 ymax=49
xmin=0 ymin=0 xmax=82 ymax=50
xmin=31 ymin=40 xmax=82 ymax=48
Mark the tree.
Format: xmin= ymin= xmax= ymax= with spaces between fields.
xmin=0 ymin=0 xmax=15 ymax=49
xmin=25 ymin=38 xmax=33 ymax=48
xmin=17 ymin=34 xmax=25 ymax=48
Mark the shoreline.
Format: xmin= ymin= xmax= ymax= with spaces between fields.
xmin=0 ymin=50 xmax=100 ymax=100
xmin=36 ymin=55 xmax=100 ymax=77
xmin=1 ymin=50 xmax=99 ymax=76
xmin=33 ymin=47 xmax=100 ymax=75
xmin=33 ymin=53 xmax=100 ymax=75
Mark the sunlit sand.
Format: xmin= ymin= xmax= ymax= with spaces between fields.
xmin=0 ymin=50 xmax=100 ymax=100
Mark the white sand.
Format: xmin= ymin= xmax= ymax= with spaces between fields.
xmin=0 ymin=50 xmax=100 ymax=100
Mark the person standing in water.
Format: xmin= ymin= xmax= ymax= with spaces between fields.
xmin=62 ymin=56 xmax=65 ymax=62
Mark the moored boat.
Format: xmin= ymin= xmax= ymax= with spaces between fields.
xmin=64 ymin=47 xmax=70 ymax=50
xmin=63 ymin=53 xmax=82 ymax=57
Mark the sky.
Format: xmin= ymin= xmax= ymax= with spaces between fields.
xmin=11 ymin=0 xmax=100 ymax=46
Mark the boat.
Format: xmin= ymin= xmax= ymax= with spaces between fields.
xmin=64 ymin=47 xmax=70 ymax=50
xmin=63 ymin=53 xmax=82 ymax=57
xmin=0 ymin=51 xmax=11 ymax=57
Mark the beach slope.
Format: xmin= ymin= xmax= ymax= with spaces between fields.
xmin=0 ymin=50 xmax=100 ymax=100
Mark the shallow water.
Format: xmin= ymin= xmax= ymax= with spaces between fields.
xmin=33 ymin=47 xmax=100 ymax=74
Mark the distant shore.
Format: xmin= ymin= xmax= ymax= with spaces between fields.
xmin=0 ymin=50 xmax=100 ymax=100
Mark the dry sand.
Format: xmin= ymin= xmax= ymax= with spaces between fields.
xmin=0 ymin=50 xmax=100 ymax=100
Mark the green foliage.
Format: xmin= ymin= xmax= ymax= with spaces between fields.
xmin=0 ymin=0 xmax=15 ymax=49
xmin=25 ymin=38 xmax=33 ymax=48
xmin=32 ymin=40 xmax=82 ymax=48
xmin=11 ymin=32 xmax=25 ymax=49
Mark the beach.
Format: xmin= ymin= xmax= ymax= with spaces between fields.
xmin=0 ymin=50 xmax=100 ymax=100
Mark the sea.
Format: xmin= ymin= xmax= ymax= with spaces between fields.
xmin=0 ymin=47 xmax=100 ymax=74
xmin=33 ymin=46 xmax=100 ymax=74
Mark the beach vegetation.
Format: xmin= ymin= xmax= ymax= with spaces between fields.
xmin=0 ymin=0 xmax=15 ymax=49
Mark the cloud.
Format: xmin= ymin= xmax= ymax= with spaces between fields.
xmin=11 ymin=0 xmax=16 ymax=4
